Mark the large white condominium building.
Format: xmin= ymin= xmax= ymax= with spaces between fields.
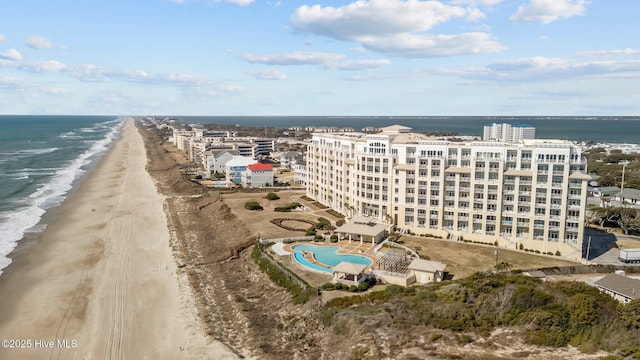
xmin=307 ymin=125 xmax=589 ymax=261
xmin=483 ymin=123 xmax=536 ymax=143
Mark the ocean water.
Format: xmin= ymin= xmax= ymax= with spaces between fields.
xmin=0 ymin=116 xmax=124 ymax=275
xmin=177 ymin=116 xmax=640 ymax=144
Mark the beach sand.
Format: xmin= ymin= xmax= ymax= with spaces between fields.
xmin=0 ymin=118 xmax=237 ymax=359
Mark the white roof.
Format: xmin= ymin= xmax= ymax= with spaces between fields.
xmin=336 ymin=218 xmax=388 ymax=237
xmin=408 ymin=258 xmax=447 ymax=273
xmin=380 ymin=124 xmax=412 ymax=133
xmin=225 ymin=156 xmax=257 ymax=167
xmin=332 ymin=262 xmax=368 ymax=275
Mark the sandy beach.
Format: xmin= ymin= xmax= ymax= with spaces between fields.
xmin=0 ymin=118 xmax=237 ymax=359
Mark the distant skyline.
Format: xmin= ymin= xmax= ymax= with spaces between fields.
xmin=1 ymin=0 xmax=639 ymax=116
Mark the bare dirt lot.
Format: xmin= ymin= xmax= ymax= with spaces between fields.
xmin=400 ymin=236 xmax=579 ymax=279
xmin=221 ymin=190 xmax=337 ymax=239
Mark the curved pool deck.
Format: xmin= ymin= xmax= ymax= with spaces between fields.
xmin=289 ymin=243 xmax=375 ymax=274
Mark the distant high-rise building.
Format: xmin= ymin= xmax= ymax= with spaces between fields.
xmin=483 ymin=123 xmax=536 ymax=143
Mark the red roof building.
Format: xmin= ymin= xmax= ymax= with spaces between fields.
xmin=247 ymin=163 xmax=273 ymax=171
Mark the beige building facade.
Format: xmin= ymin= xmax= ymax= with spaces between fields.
xmin=307 ymin=125 xmax=589 ymax=261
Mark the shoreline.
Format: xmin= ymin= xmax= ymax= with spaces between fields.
xmin=0 ymin=118 xmax=237 ymax=359
xmin=0 ymin=116 xmax=123 ymax=277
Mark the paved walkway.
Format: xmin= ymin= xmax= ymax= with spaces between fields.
xmin=271 ymin=242 xmax=291 ymax=256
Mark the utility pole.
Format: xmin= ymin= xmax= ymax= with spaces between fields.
xmin=620 ymin=160 xmax=629 ymax=207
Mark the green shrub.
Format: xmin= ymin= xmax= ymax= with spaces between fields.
xmin=336 ymin=219 xmax=345 ymax=227
xmin=321 ymin=283 xmax=335 ymax=290
xmin=306 ymin=227 xmax=316 ymax=236
xmin=251 ymin=246 xmax=312 ymax=304
xmin=330 ymin=234 xmax=339 ymax=243
xmin=244 ymin=201 xmax=263 ymax=211
xmin=274 ymin=202 xmax=302 ymax=212
xmin=314 ymin=234 xmax=324 ymax=242
xmin=266 ymin=192 xmax=280 ymax=200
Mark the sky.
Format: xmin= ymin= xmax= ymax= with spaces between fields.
xmin=0 ymin=0 xmax=639 ymax=116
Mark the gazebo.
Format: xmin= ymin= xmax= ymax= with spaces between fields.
xmin=335 ymin=216 xmax=389 ymax=245
xmin=332 ymin=262 xmax=368 ymax=286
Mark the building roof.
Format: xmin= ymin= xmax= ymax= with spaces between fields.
xmin=594 ymin=273 xmax=640 ymax=300
xmin=594 ymin=186 xmax=621 ymax=195
xmin=225 ymin=156 xmax=258 ymax=167
xmin=569 ymin=172 xmax=591 ymax=180
xmin=408 ymin=258 xmax=447 ymax=273
xmin=618 ymin=188 xmax=640 ymax=200
xmin=332 ymin=262 xmax=368 ymax=275
xmin=248 ymin=163 xmax=273 ymax=171
xmin=380 ymin=124 xmax=412 ymax=133
xmin=335 ymin=217 xmax=389 ymax=237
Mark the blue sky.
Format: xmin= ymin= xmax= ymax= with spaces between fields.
xmin=1 ymin=0 xmax=639 ymax=115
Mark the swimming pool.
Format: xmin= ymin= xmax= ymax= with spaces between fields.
xmin=293 ymin=252 xmax=332 ymax=273
xmin=291 ymin=244 xmax=373 ymax=273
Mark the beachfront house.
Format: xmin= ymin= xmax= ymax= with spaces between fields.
xmin=408 ymin=258 xmax=447 ymax=284
xmin=613 ymin=189 xmax=640 ymax=207
xmin=242 ymin=163 xmax=274 ymax=188
xmin=204 ymin=150 xmax=237 ymax=175
xmin=292 ymin=158 xmax=307 ymax=186
xmin=594 ymin=273 xmax=640 ymax=303
xmin=225 ymin=156 xmax=258 ymax=185
xmin=278 ymin=151 xmax=303 ymax=170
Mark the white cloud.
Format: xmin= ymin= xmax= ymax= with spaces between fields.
xmin=292 ymin=0 xmax=467 ymax=40
xmin=19 ymin=60 xmax=68 ymax=73
xmin=0 ymin=77 xmax=30 ymax=90
xmin=247 ymin=68 xmax=287 ymax=80
xmin=438 ymin=56 xmax=640 ymax=82
xmin=242 ymin=51 xmax=345 ymax=65
xmin=26 ymin=35 xmax=66 ymax=50
xmin=577 ymin=48 xmax=640 ymax=57
xmin=510 ymin=0 xmax=587 ymax=24
xmin=0 ymin=49 xmax=22 ymax=61
xmin=361 ymin=32 xmax=506 ymax=57
xmin=291 ymin=0 xmax=504 ymax=58
xmin=450 ymin=0 xmax=503 ymax=5
xmin=0 ymin=76 xmax=69 ymax=95
xmin=465 ymin=7 xmax=486 ymax=22
xmin=325 ymin=59 xmax=391 ymax=71
xmin=0 ymin=34 xmax=6 ymax=43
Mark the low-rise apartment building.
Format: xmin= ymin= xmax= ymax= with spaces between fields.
xmin=307 ymin=125 xmax=589 ymax=260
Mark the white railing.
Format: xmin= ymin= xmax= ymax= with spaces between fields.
xmin=260 ymin=235 xmax=314 ymax=244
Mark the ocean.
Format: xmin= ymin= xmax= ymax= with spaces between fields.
xmin=178 ymin=116 xmax=640 ymax=144
xmin=0 ymin=116 xmax=123 ymax=275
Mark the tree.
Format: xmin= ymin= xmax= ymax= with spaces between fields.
xmin=618 ymin=298 xmax=640 ymax=329
xmin=567 ymin=294 xmax=601 ymax=327
xmin=616 ymin=208 xmax=640 ymax=235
